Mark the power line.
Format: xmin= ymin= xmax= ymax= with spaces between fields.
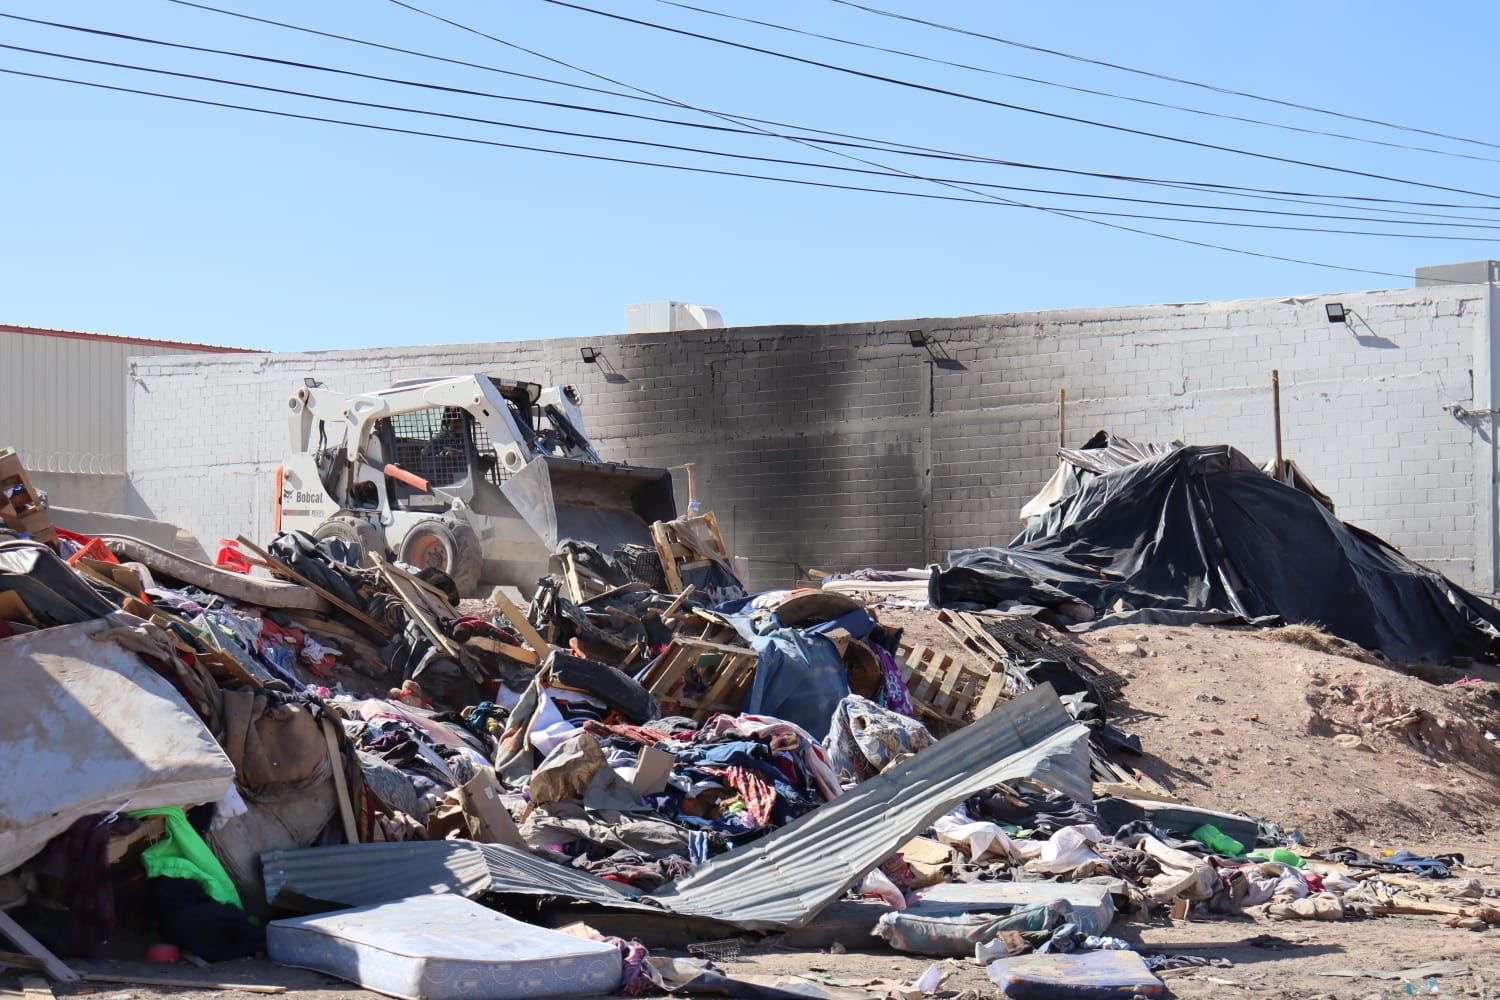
xmin=825 ymin=0 xmax=1500 ymax=153
xmin=653 ymin=0 xmax=1500 ymax=165
xmin=72 ymin=7 xmax=1500 ymax=217
xmin=8 ymin=64 xmax=1494 ymax=249
xmin=534 ymin=0 xmax=1500 ymax=202
xmin=381 ymin=0 xmax=1482 ymax=283
xmin=12 ymin=40 xmax=1500 ymax=238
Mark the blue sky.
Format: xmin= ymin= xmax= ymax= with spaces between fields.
xmin=4 ymin=1 xmax=1499 ymax=350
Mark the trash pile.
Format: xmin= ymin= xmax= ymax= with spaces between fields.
xmin=923 ymin=431 xmax=1500 ymax=663
xmin=2 ymin=447 xmax=1498 ymax=1000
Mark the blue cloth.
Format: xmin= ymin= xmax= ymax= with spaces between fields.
xmin=804 ymin=607 xmax=877 ymax=640
xmin=745 ymin=628 xmax=850 ymax=741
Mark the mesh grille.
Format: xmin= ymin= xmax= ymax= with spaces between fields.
xmin=386 ymin=407 xmax=468 ymax=489
xmin=468 ymin=419 xmax=511 ymax=488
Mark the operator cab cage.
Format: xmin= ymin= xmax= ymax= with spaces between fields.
xmin=301 ymin=373 xmax=599 ymax=515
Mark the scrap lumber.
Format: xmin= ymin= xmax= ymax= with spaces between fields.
xmin=236 ymin=535 xmax=393 ymax=641
xmin=651 ymin=512 xmax=738 ymax=595
xmin=370 ymin=553 xmax=460 ymax=657
xmin=321 ymin=717 xmax=360 ymax=845
xmin=490 ymin=588 xmax=554 ymax=657
xmin=643 ymin=637 xmax=759 ymax=721
xmin=80 ymin=975 xmax=286 ymax=994
xmin=0 ymin=911 xmax=77 ymax=983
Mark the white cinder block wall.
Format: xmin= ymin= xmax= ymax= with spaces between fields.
xmin=126 ymin=283 xmax=1497 ymax=591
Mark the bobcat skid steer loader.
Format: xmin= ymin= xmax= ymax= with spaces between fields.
xmin=279 ymin=374 xmax=675 ymax=595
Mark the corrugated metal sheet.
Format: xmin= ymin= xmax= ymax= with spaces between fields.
xmin=645 ymin=685 xmax=1090 ymax=930
xmin=261 ymin=840 xmax=652 ymax=912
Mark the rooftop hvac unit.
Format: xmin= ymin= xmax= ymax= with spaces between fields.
xmin=625 ymin=301 xmax=724 ymax=333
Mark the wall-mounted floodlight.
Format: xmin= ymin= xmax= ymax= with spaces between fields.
xmin=579 ymin=346 xmax=600 ymax=363
xmin=1325 ymin=302 xmax=1348 ymax=324
xmin=908 ymin=330 xmax=929 ymax=348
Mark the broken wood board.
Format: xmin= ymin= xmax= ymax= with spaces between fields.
xmin=236 ymin=535 xmax=392 ymax=641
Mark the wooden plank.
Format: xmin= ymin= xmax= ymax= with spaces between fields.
xmin=703 ymin=510 xmax=731 ymax=556
xmin=646 ymin=643 xmax=698 ymax=699
xmin=0 ymin=910 xmax=78 ymax=983
xmin=0 ymin=952 xmax=44 ymax=972
xmin=489 ymin=589 xmax=553 ymax=656
xmin=370 ymin=554 xmax=461 ymax=658
xmin=973 ymin=669 xmax=1009 ymax=718
xmin=321 ymin=717 xmax=360 ymax=845
xmin=80 ymin=974 xmax=286 ymax=994
xmin=464 ymin=634 xmax=541 ymax=667
xmin=694 ymin=653 xmax=753 ymax=721
xmin=660 ymin=585 xmax=696 ymax=621
xmin=236 ymin=536 xmax=393 ymax=641
xmin=564 ymin=553 xmax=585 ymax=603
xmin=674 ymin=637 xmax=755 ymax=656
xmin=19 ymin=977 xmax=52 ymax=1000
xmin=933 ymin=654 xmax=968 ymax=714
xmin=651 ymin=522 xmax=686 ymax=593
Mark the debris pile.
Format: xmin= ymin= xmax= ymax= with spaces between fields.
xmin=2 ymin=445 xmax=1498 ymax=1000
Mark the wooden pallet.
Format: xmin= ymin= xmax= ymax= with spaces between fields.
xmin=899 ymin=642 xmax=1008 ymax=727
xmin=0 ymin=449 xmax=56 ymax=543
xmin=651 ymin=511 xmax=737 ymax=593
xmin=640 ymin=636 xmax=758 ymax=722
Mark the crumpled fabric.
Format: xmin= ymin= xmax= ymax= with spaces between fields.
xmin=823 ymin=694 xmax=933 ymax=782
xmin=697 ymin=713 xmax=842 ymax=801
xmin=576 ymin=851 xmax=692 ymax=892
xmin=1266 ymin=891 xmax=1344 ymax=921
xmin=876 ymin=900 xmax=1077 ymax=959
xmin=860 ymin=867 xmax=908 ymax=909
xmin=871 ymin=643 xmax=915 ymax=715
xmin=1024 ymin=824 xmax=1107 ymax=875
xmin=521 ymin=800 xmax=691 ymax=858
xmin=932 ymin=808 xmax=1036 ymax=864
xmin=1225 ymin=862 xmax=1308 ymax=909
xmin=745 ymin=628 xmax=849 ymax=741
xmin=970 ymin=786 xmax=1096 ymax=835
xmin=129 ymin=806 xmax=242 ymax=909
xmin=1133 ymin=834 xmax=1221 ymax=903
xmin=219 ymin=687 xmax=330 ymax=802
xmin=527 ymin=731 xmax=606 ymax=807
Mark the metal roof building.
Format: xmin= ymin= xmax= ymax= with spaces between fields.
xmin=1 ymin=323 xmax=254 ymax=511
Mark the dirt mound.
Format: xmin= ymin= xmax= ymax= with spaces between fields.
xmin=1080 ymin=623 xmax=1500 ymax=848
xmin=873 ymin=605 xmax=1500 ymax=850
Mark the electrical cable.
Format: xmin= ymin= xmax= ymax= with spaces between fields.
xmin=533 ymin=0 xmax=1500 ymax=201
xmin=5 ymin=64 xmax=1493 ymax=247
xmin=825 ymin=0 xmax=1500 ymax=153
xmin=653 ymin=0 xmax=1500 ymax=165
xmin=31 ymin=6 xmax=1500 ymax=218
xmin=12 ymin=41 xmax=1500 ymax=234
xmin=380 ymin=0 xmax=1482 ymax=282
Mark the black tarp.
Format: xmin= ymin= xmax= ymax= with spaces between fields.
xmin=932 ymin=445 xmax=1500 ymax=662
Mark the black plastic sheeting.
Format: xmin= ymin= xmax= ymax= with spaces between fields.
xmin=932 ymin=445 xmax=1500 ymax=662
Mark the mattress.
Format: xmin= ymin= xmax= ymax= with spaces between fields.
xmin=909 ymin=880 xmax=1115 ymax=936
xmin=267 ymin=895 xmax=622 ymax=1000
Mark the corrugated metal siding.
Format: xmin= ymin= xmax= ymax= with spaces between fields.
xmin=1 ymin=332 xmax=133 ymax=475
xmin=645 ymin=686 xmax=1091 ymax=929
xmin=260 ymin=841 xmax=651 ymax=912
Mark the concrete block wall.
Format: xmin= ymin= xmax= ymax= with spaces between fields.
xmin=127 ymin=283 xmax=1494 ymax=590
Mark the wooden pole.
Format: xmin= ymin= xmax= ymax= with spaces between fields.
xmin=1057 ymin=388 xmax=1067 ymax=450
xmin=1271 ymin=369 xmax=1284 ymax=471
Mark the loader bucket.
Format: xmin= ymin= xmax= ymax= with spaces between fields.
xmin=500 ymin=456 xmax=676 ymax=553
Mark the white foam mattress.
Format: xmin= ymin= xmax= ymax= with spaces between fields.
xmin=268 ymin=895 xmax=622 ymax=1000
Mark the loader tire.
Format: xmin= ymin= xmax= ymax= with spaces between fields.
xmin=398 ymin=518 xmax=483 ymax=597
xmin=313 ymin=514 xmax=387 ymax=568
